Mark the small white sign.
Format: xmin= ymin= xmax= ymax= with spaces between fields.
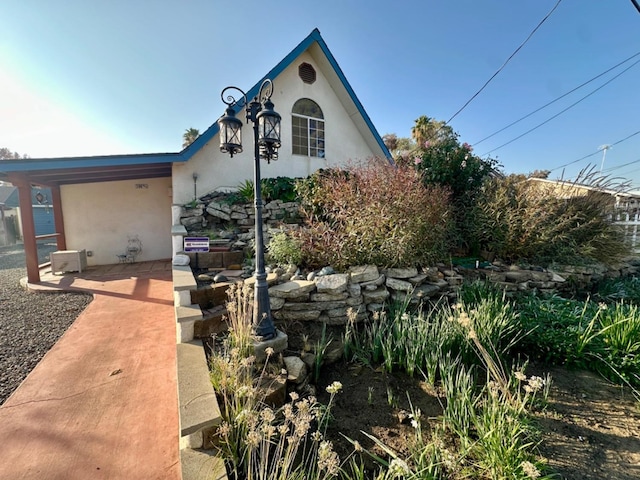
xmin=184 ymin=237 xmax=210 ymax=252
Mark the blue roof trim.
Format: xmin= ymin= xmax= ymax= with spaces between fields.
xmin=0 ymin=152 xmax=178 ymax=172
xmin=180 ymin=28 xmax=392 ymax=162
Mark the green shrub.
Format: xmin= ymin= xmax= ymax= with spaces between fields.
xmin=261 ymin=176 xmax=298 ymax=202
xmin=234 ymin=177 xmax=299 ymax=203
xmin=235 ymin=179 xmax=255 ymax=203
xmin=514 ymin=294 xmax=591 ymax=365
xmin=266 ymin=230 xmax=303 ymax=266
xmin=293 ymin=160 xmax=452 ymax=269
xmin=515 ymin=293 xmax=640 ymax=390
xmin=403 ymin=116 xmax=499 ymax=253
xmin=596 ymin=276 xmax=640 ymax=305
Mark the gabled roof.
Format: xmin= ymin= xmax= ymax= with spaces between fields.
xmin=180 ymin=28 xmax=392 ymax=162
xmin=0 ymin=185 xmax=18 ymax=206
xmin=0 ymin=28 xmax=391 ymax=186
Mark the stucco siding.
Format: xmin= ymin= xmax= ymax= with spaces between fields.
xmin=61 ymin=177 xmax=172 ymax=265
xmin=172 ymin=51 xmax=382 ymax=205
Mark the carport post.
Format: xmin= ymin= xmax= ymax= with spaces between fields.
xmin=10 ymin=174 xmax=40 ymax=283
xmin=51 ymin=185 xmax=67 ymax=251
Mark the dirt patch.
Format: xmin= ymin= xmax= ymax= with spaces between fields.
xmin=318 ymin=362 xmax=442 ymax=465
xmin=317 ymin=361 xmax=640 ymax=479
xmin=533 ymin=366 xmax=640 ymax=480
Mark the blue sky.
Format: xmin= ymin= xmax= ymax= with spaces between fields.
xmin=1 ymin=1 xmax=639 ymax=187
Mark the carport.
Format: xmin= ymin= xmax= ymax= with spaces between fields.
xmin=0 ymin=153 xmax=176 ymax=282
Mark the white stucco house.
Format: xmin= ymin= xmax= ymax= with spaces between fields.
xmin=0 ymin=29 xmax=391 ymax=282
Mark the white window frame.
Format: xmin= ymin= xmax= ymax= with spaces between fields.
xmin=292 ymin=100 xmax=325 ymax=158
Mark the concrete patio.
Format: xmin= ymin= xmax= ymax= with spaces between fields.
xmin=0 ymin=260 xmax=181 ymax=479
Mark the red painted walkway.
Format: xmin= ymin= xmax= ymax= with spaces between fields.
xmin=0 ymin=261 xmax=180 ymax=480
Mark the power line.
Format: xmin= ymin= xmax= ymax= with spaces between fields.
xmin=631 ymin=0 xmax=640 ymax=14
xmin=479 ymin=58 xmax=640 ymax=157
xmin=445 ymin=0 xmax=563 ymax=125
xmin=602 ymin=156 xmax=640 ymax=174
xmin=550 ymin=129 xmax=640 ymax=172
xmin=472 ymin=50 xmax=640 ymax=146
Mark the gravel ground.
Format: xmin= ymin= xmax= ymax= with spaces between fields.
xmin=0 ymin=243 xmax=92 ymax=405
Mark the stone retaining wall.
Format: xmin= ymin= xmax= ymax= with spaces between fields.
xmin=181 ymin=259 xmax=639 ymax=342
xmin=180 ymin=196 xmax=301 ymax=243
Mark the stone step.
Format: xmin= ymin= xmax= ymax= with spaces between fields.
xmin=181 ymin=448 xmax=228 ymax=480
xmin=177 ymin=341 xmax=221 ymax=448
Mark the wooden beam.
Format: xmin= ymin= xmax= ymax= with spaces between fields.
xmin=51 ymin=185 xmax=67 ymax=251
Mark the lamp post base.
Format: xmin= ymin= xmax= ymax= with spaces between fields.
xmin=252 ymin=329 xmax=288 ymax=363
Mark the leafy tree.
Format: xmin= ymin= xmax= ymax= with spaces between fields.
xmin=403 ymin=116 xmax=500 ymax=253
xmin=182 ymin=128 xmax=200 ymax=148
xmin=0 ymin=148 xmax=29 ymax=160
xmin=382 ymin=133 xmax=398 ymax=152
xmin=411 ymin=116 xmax=454 ymax=148
xmin=528 ymin=169 xmax=550 ymax=179
xmin=383 ymin=133 xmax=416 ymax=162
xmin=406 ymin=116 xmax=498 ymax=200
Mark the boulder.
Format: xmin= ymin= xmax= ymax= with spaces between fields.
xmin=348 ymin=265 xmax=379 ymax=283
xmin=408 ymin=274 xmax=428 ymax=286
xmin=311 ymin=292 xmax=349 ymax=302
xmin=270 ymin=297 xmax=285 ymax=310
xmin=273 ymin=310 xmax=321 ymax=321
xmin=316 ymin=274 xmax=349 ymax=294
xmin=269 ymin=280 xmax=316 ymax=299
xmin=348 ymin=283 xmax=362 ymax=297
xmin=362 ymin=287 xmax=390 ymax=303
xmin=360 ymin=274 xmax=385 ymax=290
xmin=386 ymin=277 xmax=413 ymax=292
xmin=283 ymin=356 xmax=308 ymax=384
xmin=383 ymin=267 xmax=418 ymax=279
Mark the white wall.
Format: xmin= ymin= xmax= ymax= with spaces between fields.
xmin=61 ymin=177 xmax=172 ymax=265
xmin=172 ymin=50 xmax=384 ymax=205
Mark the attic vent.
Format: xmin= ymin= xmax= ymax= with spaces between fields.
xmin=298 ymin=63 xmax=316 ymax=84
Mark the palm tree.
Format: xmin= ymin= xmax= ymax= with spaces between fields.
xmin=411 ymin=116 xmax=454 ymax=148
xmin=182 ymin=128 xmax=200 ymax=148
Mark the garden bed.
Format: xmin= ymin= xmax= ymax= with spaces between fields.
xmin=316 ymin=361 xmax=640 ymax=480
xmin=206 ymin=274 xmax=640 ymax=480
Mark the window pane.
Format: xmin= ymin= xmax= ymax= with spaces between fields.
xmin=292 ymin=104 xmax=325 ymax=158
xmin=292 ymin=116 xmax=308 ymax=155
xmin=292 ymin=99 xmax=324 ymax=119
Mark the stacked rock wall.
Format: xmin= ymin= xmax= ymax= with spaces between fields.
xmin=179 ymin=195 xmax=301 ymax=243
xmin=266 ymin=264 xmax=568 ymax=328
xmin=186 ymin=259 xmax=639 ymax=341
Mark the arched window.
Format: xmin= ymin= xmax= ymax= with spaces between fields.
xmin=292 ymin=99 xmax=325 ymax=158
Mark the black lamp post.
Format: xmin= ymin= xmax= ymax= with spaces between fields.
xmin=218 ymin=79 xmax=281 ymax=341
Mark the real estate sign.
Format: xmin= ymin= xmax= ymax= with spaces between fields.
xmin=183 ymin=237 xmax=209 ymax=252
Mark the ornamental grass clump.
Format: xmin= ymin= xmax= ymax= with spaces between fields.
xmin=341 ymin=290 xmax=554 ymax=479
xmin=471 ymin=168 xmax=630 ymax=265
xmin=211 ymin=285 xmax=361 ymax=479
xmin=294 ymin=160 xmax=451 ymax=269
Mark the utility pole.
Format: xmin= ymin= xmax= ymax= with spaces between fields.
xmin=599 ymin=144 xmax=611 ymax=173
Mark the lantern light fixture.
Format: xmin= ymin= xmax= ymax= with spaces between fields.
xmin=217 ymin=79 xmax=282 ymax=340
